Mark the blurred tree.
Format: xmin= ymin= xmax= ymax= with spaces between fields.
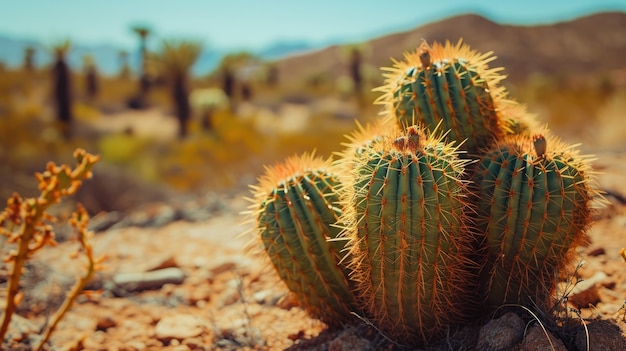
xmin=221 ymin=67 xmax=235 ymax=103
xmin=51 ymin=40 xmax=73 ymax=139
xmin=151 ymin=39 xmax=203 ymax=138
xmin=83 ymin=54 xmax=99 ymax=100
xmin=132 ymin=26 xmax=152 ymax=96
xmin=265 ymin=63 xmax=278 ymax=87
xmin=190 ymin=88 xmax=229 ymax=131
xmin=118 ymin=50 xmax=131 ymax=80
xmin=23 ymin=46 xmax=35 ymax=71
xmin=215 ymin=51 xmax=258 ymax=108
xmin=349 ymin=47 xmax=363 ymax=96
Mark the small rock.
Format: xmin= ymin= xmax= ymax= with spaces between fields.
xmin=569 ymin=285 xmax=601 ymax=308
xmin=569 ymin=271 xmax=607 ymax=308
xmin=518 ymin=325 xmax=567 ymax=351
xmin=477 ymin=312 xmax=525 ymax=351
xmin=88 ymin=211 xmax=123 ymax=232
xmin=328 ymin=328 xmax=372 ymax=351
xmin=575 ymin=320 xmax=626 ymax=351
xmin=587 ymin=247 xmax=606 ymax=257
xmin=113 ymin=267 xmax=186 ymax=292
xmin=154 ymin=314 xmax=207 ymax=342
xmin=96 ymin=315 xmax=117 ymax=331
xmin=252 ymin=290 xmax=271 ymax=304
xmin=6 ymin=314 xmax=38 ymax=341
xmin=146 ymin=255 xmax=178 ymax=272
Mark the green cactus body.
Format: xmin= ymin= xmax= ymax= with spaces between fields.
xmin=251 ymin=154 xmax=357 ymax=325
xmin=474 ymin=134 xmax=593 ymax=309
xmin=342 ymin=126 xmax=473 ymax=344
xmin=376 ymin=40 xmax=512 ymax=155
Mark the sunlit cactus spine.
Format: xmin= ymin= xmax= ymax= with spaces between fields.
xmin=339 ymin=125 xmax=476 ymax=345
xmin=473 ymin=132 xmax=596 ymax=309
xmin=249 ymin=154 xmax=358 ymax=326
xmin=376 ymin=40 xmax=516 ymax=155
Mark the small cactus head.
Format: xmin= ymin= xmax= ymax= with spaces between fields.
xmin=247 ymin=153 xmax=358 ymax=325
xmin=338 ymin=124 xmax=476 ymax=345
xmin=474 ymin=133 xmax=599 ymax=309
xmin=375 ymin=39 xmax=517 ymax=155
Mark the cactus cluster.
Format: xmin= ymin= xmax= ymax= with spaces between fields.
xmin=247 ymin=40 xmax=598 ymax=346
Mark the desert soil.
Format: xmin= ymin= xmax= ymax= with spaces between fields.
xmin=1 ymin=150 xmax=626 ymax=351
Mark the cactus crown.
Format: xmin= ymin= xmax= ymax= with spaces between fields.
xmin=375 ymin=40 xmax=517 ymax=155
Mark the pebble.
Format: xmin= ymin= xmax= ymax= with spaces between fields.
xmin=112 ymin=267 xmax=186 ymax=292
xmin=518 ymin=325 xmax=567 ymax=351
xmin=575 ymin=320 xmax=626 ymax=351
xmin=96 ymin=314 xmax=117 ymax=331
xmin=154 ymin=314 xmax=208 ymax=342
xmin=477 ymin=312 xmax=525 ymax=350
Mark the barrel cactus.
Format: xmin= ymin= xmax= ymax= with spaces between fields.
xmin=245 ymin=39 xmax=599 ymax=348
xmin=339 ymin=125 xmax=476 ymax=344
xmin=248 ymin=153 xmax=358 ymax=325
xmin=376 ymin=40 xmax=518 ymax=155
xmin=473 ymin=133 xmax=595 ymax=309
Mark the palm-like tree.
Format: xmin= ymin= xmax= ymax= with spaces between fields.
xmin=23 ymin=46 xmax=35 ymax=71
xmin=83 ymin=54 xmax=99 ymax=100
xmin=151 ymin=39 xmax=203 ymax=138
xmin=215 ymin=51 xmax=258 ymax=107
xmin=118 ymin=50 xmax=131 ymax=80
xmin=51 ymin=40 xmax=73 ymax=138
xmin=132 ymin=26 xmax=151 ymax=94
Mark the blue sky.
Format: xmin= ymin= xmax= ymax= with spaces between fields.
xmin=1 ymin=0 xmax=625 ymax=50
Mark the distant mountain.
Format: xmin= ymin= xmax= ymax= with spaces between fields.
xmin=1 ymin=11 xmax=624 ymax=81
xmin=257 ymin=40 xmax=319 ymax=60
xmin=275 ymin=12 xmax=626 ymax=86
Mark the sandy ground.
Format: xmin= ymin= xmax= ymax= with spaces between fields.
xmin=1 ymin=149 xmax=625 ymax=351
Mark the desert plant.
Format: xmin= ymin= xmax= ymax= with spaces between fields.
xmin=376 ymin=40 xmax=520 ymax=156
xmin=190 ymin=88 xmax=229 ymax=131
xmin=246 ymin=39 xmax=597 ymax=347
xmin=23 ymin=46 xmax=35 ymax=72
xmin=51 ymin=40 xmax=73 ymax=139
xmin=132 ymin=25 xmax=151 ymax=95
xmin=0 ymin=149 xmax=103 ymax=349
xmin=349 ymin=47 xmax=363 ymax=96
xmin=151 ymin=39 xmax=203 ymax=138
xmin=248 ymin=153 xmax=358 ymax=326
xmin=339 ymin=125 xmax=476 ymax=344
xmin=473 ymin=133 xmax=595 ymax=310
xmin=83 ymin=54 xmax=99 ymax=100
xmin=118 ymin=50 xmax=131 ymax=80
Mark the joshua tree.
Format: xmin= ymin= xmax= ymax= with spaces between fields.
xmin=349 ymin=47 xmax=363 ymax=95
xmin=190 ymin=88 xmax=229 ymax=132
xmin=51 ymin=40 xmax=73 ymax=139
xmin=152 ymin=39 xmax=203 ymax=138
xmin=215 ymin=51 xmax=257 ymax=108
xmin=265 ymin=63 xmax=278 ymax=87
xmin=23 ymin=46 xmax=35 ymax=71
xmin=132 ymin=26 xmax=151 ymax=95
xmin=118 ymin=50 xmax=131 ymax=80
xmin=83 ymin=54 xmax=99 ymax=100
